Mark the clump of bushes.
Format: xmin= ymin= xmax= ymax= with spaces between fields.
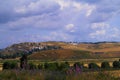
xmin=3 ymin=61 xmax=18 ymax=69
xmin=43 ymin=62 xmax=70 ymax=71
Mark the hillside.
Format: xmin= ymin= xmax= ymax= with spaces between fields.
xmin=0 ymin=41 xmax=120 ymax=59
xmin=28 ymin=49 xmax=94 ymax=60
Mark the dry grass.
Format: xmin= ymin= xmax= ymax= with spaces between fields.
xmin=0 ymin=70 xmax=119 ymax=80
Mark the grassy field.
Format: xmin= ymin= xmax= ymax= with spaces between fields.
xmin=0 ymin=58 xmax=120 ymax=80
xmin=0 ymin=70 xmax=120 ymax=80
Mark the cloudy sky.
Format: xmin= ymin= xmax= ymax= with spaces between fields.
xmin=0 ymin=0 xmax=120 ymax=48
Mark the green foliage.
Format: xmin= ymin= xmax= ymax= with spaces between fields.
xmin=20 ymin=54 xmax=28 ymax=69
xmin=88 ymin=63 xmax=100 ymax=70
xmin=101 ymin=61 xmax=110 ymax=69
xmin=73 ymin=62 xmax=83 ymax=68
xmin=59 ymin=62 xmax=70 ymax=71
xmin=3 ymin=61 xmax=11 ymax=69
xmin=44 ymin=62 xmax=49 ymax=69
xmin=3 ymin=61 xmax=18 ymax=69
xmin=28 ymin=63 xmax=37 ymax=70
xmin=43 ymin=62 xmax=59 ymax=71
xmin=38 ymin=64 xmax=43 ymax=69
xmin=113 ymin=61 xmax=120 ymax=68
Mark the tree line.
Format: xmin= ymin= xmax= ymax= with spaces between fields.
xmin=3 ymin=54 xmax=120 ymax=73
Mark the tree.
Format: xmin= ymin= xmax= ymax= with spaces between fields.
xmin=101 ymin=61 xmax=110 ymax=69
xmin=38 ymin=64 xmax=43 ymax=70
xmin=73 ymin=62 xmax=83 ymax=68
xmin=43 ymin=62 xmax=59 ymax=71
xmin=10 ymin=62 xmax=18 ymax=69
xmin=28 ymin=63 xmax=36 ymax=70
xmin=20 ymin=54 xmax=28 ymax=69
xmin=59 ymin=62 xmax=70 ymax=71
xmin=88 ymin=63 xmax=99 ymax=70
xmin=3 ymin=61 xmax=18 ymax=69
xmin=3 ymin=61 xmax=11 ymax=69
xmin=113 ymin=61 xmax=120 ymax=68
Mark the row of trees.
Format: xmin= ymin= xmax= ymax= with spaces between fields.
xmin=3 ymin=59 xmax=120 ymax=71
xmin=3 ymin=54 xmax=120 ymax=71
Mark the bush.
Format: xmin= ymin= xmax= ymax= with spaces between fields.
xmin=101 ymin=61 xmax=110 ymax=69
xmin=113 ymin=61 xmax=120 ymax=68
xmin=10 ymin=62 xmax=18 ymax=69
xmin=43 ymin=62 xmax=59 ymax=71
xmin=44 ymin=62 xmax=49 ymax=69
xmin=73 ymin=62 xmax=83 ymax=68
xmin=38 ymin=64 xmax=43 ymax=70
xmin=59 ymin=62 xmax=70 ymax=71
xmin=88 ymin=63 xmax=99 ymax=70
xmin=3 ymin=61 xmax=11 ymax=69
xmin=3 ymin=61 xmax=18 ymax=69
xmin=28 ymin=63 xmax=37 ymax=70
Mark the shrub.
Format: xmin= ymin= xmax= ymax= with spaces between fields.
xmin=88 ymin=63 xmax=99 ymax=70
xmin=10 ymin=62 xmax=18 ymax=69
xmin=38 ymin=64 xmax=43 ymax=69
xmin=59 ymin=62 xmax=70 ymax=71
xmin=44 ymin=62 xmax=49 ymax=69
xmin=101 ymin=61 xmax=110 ymax=69
xmin=28 ymin=63 xmax=37 ymax=70
xmin=43 ymin=62 xmax=59 ymax=71
xmin=73 ymin=62 xmax=83 ymax=68
xmin=3 ymin=61 xmax=11 ymax=69
xmin=113 ymin=61 xmax=120 ymax=68
xmin=3 ymin=61 xmax=18 ymax=69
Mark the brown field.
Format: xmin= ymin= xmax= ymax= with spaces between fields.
xmin=29 ymin=42 xmax=120 ymax=60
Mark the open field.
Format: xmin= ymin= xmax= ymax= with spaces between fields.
xmin=0 ymin=58 xmax=120 ymax=80
xmin=0 ymin=70 xmax=120 ymax=80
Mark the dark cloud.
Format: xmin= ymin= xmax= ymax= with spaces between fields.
xmin=0 ymin=0 xmax=60 ymax=23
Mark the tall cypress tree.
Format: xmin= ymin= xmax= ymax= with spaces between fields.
xmin=20 ymin=54 xmax=28 ymax=69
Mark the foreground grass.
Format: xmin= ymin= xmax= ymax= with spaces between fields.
xmin=0 ymin=70 xmax=119 ymax=80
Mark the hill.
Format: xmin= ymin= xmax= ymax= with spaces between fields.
xmin=28 ymin=49 xmax=94 ymax=60
xmin=1 ymin=41 xmax=120 ymax=59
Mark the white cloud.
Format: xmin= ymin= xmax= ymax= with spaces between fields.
xmin=65 ymin=24 xmax=75 ymax=32
xmin=90 ymin=30 xmax=106 ymax=38
xmin=91 ymin=23 xmax=110 ymax=29
xmin=90 ymin=22 xmax=120 ymax=40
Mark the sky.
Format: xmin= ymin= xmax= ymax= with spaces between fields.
xmin=0 ymin=0 xmax=120 ymax=48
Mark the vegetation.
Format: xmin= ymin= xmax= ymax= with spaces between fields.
xmin=20 ymin=54 xmax=28 ymax=69
xmin=1 ymin=41 xmax=120 ymax=59
xmin=113 ymin=61 xmax=120 ymax=68
xmin=101 ymin=61 xmax=110 ymax=69
xmin=0 ymin=70 xmax=119 ymax=80
xmin=1 ymin=56 xmax=120 ymax=80
xmin=3 ymin=61 xmax=18 ymax=69
xmin=88 ymin=63 xmax=100 ymax=70
xmin=1 ymin=42 xmax=120 ymax=80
